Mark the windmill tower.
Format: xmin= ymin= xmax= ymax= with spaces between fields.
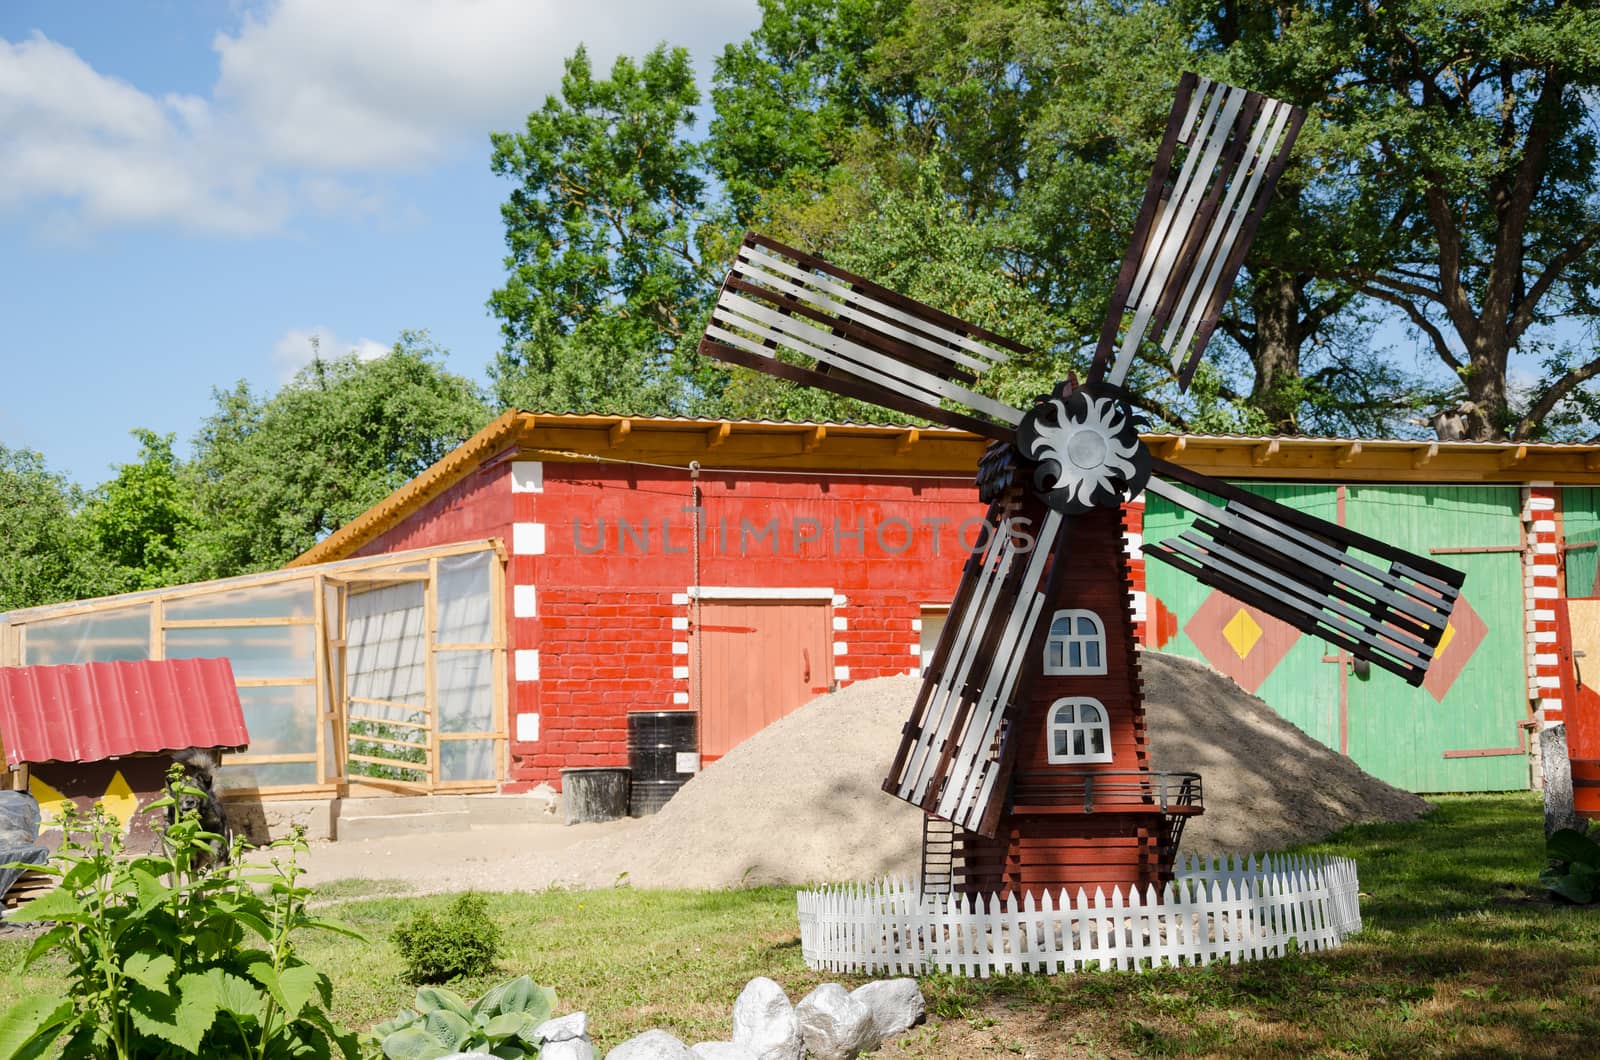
xmin=697 ymin=75 xmax=1464 ymax=901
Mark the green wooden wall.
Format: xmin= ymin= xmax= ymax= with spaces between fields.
xmin=1562 ymin=487 xmax=1600 ymax=598
xmin=1145 ymin=484 xmax=1528 ymax=792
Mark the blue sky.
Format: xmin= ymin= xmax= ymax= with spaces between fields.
xmin=1 ymin=0 xmax=760 ymax=486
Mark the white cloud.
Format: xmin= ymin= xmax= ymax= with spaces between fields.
xmin=0 ymin=1 xmax=760 ymax=233
xmin=273 ymin=326 xmax=391 ymax=380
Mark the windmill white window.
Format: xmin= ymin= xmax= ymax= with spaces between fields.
xmin=1043 ymin=610 xmax=1107 ymax=675
xmin=1047 ymin=698 xmax=1112 ymax=764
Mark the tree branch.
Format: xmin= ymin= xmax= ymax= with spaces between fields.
xmin=1515 ymin=351 xmax=1600 ymax=440
xmin=1357 ymin=282 xmax=1464 ymax=373
xmin=1511 ymin=221 xmax=1600 ymax=340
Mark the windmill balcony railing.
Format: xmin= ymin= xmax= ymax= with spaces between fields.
xmin=1012 ymin=770 xmax=1203 ymax=815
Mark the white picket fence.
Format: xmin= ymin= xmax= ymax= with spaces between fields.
xmin=796 ymin=853 xmax=1361 ymax=977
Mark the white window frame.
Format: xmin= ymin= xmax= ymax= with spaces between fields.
xmin=1046 ymin=697 xmax=1113 ymax=764
xmin=1043 ymin=609 xmax=1107 ymax=675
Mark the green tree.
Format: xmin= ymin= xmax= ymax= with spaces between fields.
xmin=1312 ymin=0 xmax=1600 ymax=439
xmin=488 ymin=44 xmax=718 ymax=413
xmin=188 ymin=334 xmax=491 ymax=576
xmin=0 ymin=445 xmax=104 ymax=610
xmin=83 ymin=429 xmax=202 ymax=593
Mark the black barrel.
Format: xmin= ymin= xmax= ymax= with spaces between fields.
xmin=560 ymin=767 xmax=630 ymax=825
xmin=627 ymin=711 xmax=699 ymax=816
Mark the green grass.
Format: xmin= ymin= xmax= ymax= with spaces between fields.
xmin=3 ymin=794 xmax=1597 ymax=1057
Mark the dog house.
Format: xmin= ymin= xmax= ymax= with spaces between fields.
xmin=0 ymin=657 xmax=246 ymax=849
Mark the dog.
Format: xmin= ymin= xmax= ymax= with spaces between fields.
xmin=169 ymin=748 xmax=233 ymax=868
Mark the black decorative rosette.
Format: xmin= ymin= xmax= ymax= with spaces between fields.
xmin=1014 ymin=380 xmax=1151 ymax=513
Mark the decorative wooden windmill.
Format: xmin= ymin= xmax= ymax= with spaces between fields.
xmin=697 ymin=74 xmax=1464 ymax=900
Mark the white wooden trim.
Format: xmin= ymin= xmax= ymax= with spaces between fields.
xmin=797 ymin=854 xmax=1362 ymax=977
xmin=686 ymin=586 xmax=835 ymax=600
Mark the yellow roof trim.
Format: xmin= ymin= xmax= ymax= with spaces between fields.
xmin=288 ymin=415 xmax=1600 ymax=568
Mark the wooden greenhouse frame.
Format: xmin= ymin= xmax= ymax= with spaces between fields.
xmin=1 ymin=540 xmax=508 ymax=800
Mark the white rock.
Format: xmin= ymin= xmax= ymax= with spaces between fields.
xmin=730 ymin=977 xmax=801 ymax=1060
xmin=542 ymin=1041 xmax=597 ymax=1060
xmin=606 ymin=1029 xmax=694 ymax=1060
xmin=538 ymin=1012 xmax=590 ymax=1043
xmin=690 ymin=1044 xmax=759 ymax=1060
xmin=849 ymin=979 xmax=925 ymax=1042
xmin=796 ymin=984 xmax=876 ymax=1060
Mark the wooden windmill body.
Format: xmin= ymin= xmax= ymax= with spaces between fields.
xmin=697 ymin=74 xmax=1465 ymax=901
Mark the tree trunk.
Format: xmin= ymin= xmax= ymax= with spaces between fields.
xmin=1462 ymin=332 xmax=1510 ymax=441
xmin=1248 ymin=269 xmax=1302 ymax=433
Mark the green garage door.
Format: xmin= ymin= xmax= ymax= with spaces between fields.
xmin=1144 ymin=483 xmax=1528 ymax=792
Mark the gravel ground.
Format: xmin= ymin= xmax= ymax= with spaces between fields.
xmin=300 ymin=650 xmax=1427 ymax=893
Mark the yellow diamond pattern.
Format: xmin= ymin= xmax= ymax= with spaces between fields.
xmin=1436 ymin=621 xmax=1456 ymax=658
xmin=1222 ymin=608 xmax=1264 ymax=659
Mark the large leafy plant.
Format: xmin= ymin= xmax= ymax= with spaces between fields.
xmin=374 ymin=976 xmax=561 ymax=1060
xmin=0 ymin=767 xmax=362 ymax=1059
xmin=1540 ymin=827 xmax=1600 ymax=904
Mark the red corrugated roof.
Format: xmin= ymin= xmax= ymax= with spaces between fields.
xmin=0 ymin=658 xmax=248 ymax=766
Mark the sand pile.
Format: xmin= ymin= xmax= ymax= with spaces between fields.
xmin=578 ymin=650 xmax=1427 ymax=888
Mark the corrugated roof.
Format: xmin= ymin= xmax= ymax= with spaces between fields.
xmin=0 ymin=658 xmax=248 ymax=766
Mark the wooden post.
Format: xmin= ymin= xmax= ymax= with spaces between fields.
xmin=490 ymin=546 xmax=509 ymax=786
xmin=425 ymin=557 xmax=440 ymax=791
xmin=1541 ymin=724 xmax=1581 ymax=836
xmin=149 ymin=598 xmax=164 ymax=661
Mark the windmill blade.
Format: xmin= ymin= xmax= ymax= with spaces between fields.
xmin=700 ymin=233 xmax=1027 ymax=442
xmin=883 ymin=499 xmax=1067 ymax=836
xmin=1091 ymin=73 xmax=1306 ymax=392
xmin=1143 ymin=459 xmax=1463 ymax=686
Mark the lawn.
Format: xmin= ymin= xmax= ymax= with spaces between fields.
xmin=2 ymin=793 xmax=1596 ymax=1058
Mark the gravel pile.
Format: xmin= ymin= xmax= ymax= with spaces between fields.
xmin=577 ymin=650 xmax=1427 ymax=888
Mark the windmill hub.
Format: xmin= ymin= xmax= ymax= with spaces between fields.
xmin=1066 ymin=430 xmax=1109 ymax=471
xmin=1015 ymin=381 xmax=1152 ymax=514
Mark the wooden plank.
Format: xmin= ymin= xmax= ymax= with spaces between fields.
xmin=426 ymin=557 xmax=440 ymax=790
xmin=700 ymin=338 xmax=1015 ymax=443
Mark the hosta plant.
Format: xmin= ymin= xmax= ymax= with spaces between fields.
xmin=1540 ymin=826 xmax=1600 ymax=904
xmin=0 ymin=767 xmax=362 ymax=1059
xmin=373 ymin=976 xmax=560 ymax=1060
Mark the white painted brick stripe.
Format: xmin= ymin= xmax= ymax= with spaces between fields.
xmin=512 ymin=522 xmax=546 ymax=555
xmin=1534 ymin=609 xmax=1557 ymax=621
xmin=514 ymin=650 xmax=540 ymax=681
xmin=673 ymin=665 xmax=690 ymax=680
xmin=1535 ymin=542 xmax=1559 ymax=555
xmin=510 ymin=460 xmax=544 ymax=493
xmin=673 ymin=691 xmax=689 ymax=705
xmin=909 ymin=644 xmax=922 ymax=656
xmin=1536 ymin=653 xmax=1561 ymax=666
xmin=1537 ymin=675 xmax=1562 ymax=688
xmin=672 ymin=641 xmax=689 ymax=655
xmin=1528 ymin=496 xmax=1555 ymax=511
xmin=671 ymin=617 xmax=689 ymax=631
xmin=513 ymin=584 xmax=538 ymax=618
xmin=833 ymin=616 xmax=848 ymax=631
xmin=911 ymin=619 xmax=923 ymax=632
xmin=1538 ymin=698 xmax=1563 ymax=712
xmin=833 ymin=641 xmax=848 ymax=656
xmin=672 ymin=592 xmax=691 ymax=605
xmin=834 ymin=665 xmax=850 ymax=682
xmin=1532 ymin=586 xmax=1559 ymax=599
xmin=515 ymin=713 xmax=540 ymax=742
xmin=1533 ymin=519 xmax=1557 ymax=533
xmin=832 ymin=594 xmax=848 ymax=606
xmin=1535 ymin=630 xmax=1558 ymax=643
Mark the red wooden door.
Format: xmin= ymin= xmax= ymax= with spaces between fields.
xmin=691 ymin=599 xmax=833 ymax=760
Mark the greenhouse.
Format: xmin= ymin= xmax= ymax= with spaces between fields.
xmin=0 ymin=540 xmax=507 ymax=797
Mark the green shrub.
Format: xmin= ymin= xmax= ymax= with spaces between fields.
xmin=1540 ymin=826 xmax=1600 ymax=903
xmin=373 ymin=976 xmax=563 ymax=1059
xmin=393 ymin=893 xmax=503 ymax=983
xmin=0 ymin=766 xmax=362 ymax=1059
